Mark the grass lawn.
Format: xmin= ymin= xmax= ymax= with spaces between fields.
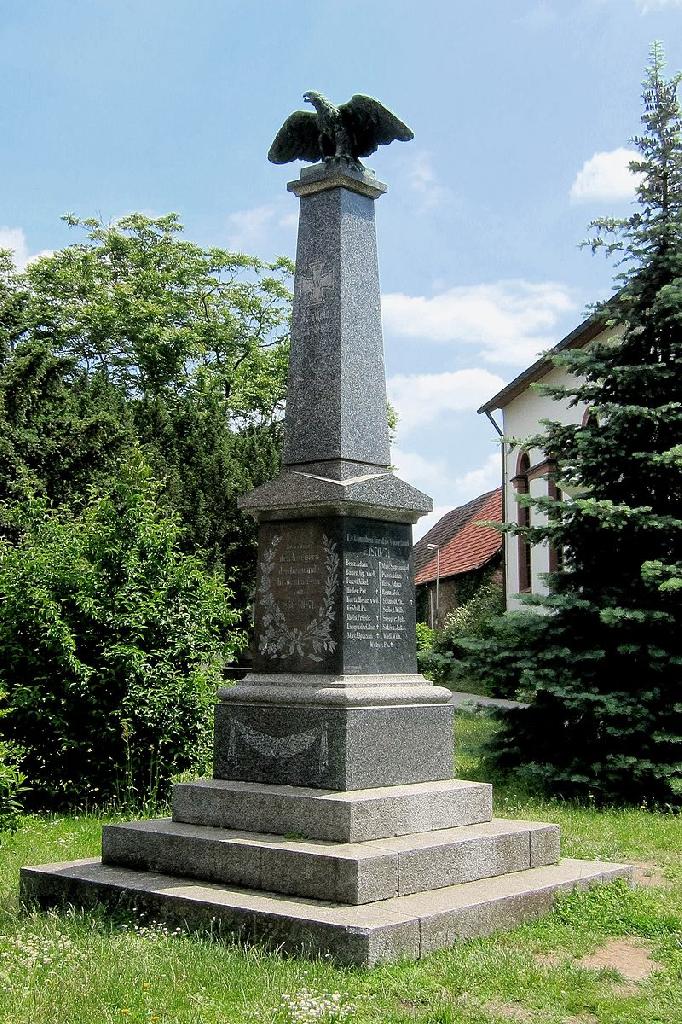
xmin=0 ymin=712 xmax=680 ymax=1024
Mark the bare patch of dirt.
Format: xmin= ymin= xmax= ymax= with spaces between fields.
xmin=563 ymin=1016 xmax=598 ymax=1024
xmin=632 ymin=861 xmax=672 ymax=888
xmin=577 ymin=937 xmax=659 ymax=982
xmin=536 ymin=938 xmax=660 ymax=996
xmin=484 ymin=1001 xmax=534 ymax=1022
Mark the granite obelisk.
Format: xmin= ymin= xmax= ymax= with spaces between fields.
xmin=215 ymin=160 xmax=455 ymax=789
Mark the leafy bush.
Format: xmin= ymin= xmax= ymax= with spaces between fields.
xmin=416 ymin=620 xmax=458 ymax=686
xmin=417 ymin=572 xmax=505 ymax=692
xmin=440 ymin=574 xmax=504 ymax=645
xmin=0 ymin=689 xmax=27 ymax=838
xmin=417 ymin=647 xmax=459 ymax=687
xmin=0 ymin=453 xmax=245 ymax=810
xmin=415 ymin=622 xmax=436 ymax=652
xmin=0 ymin=214 xmax=293 ymax=620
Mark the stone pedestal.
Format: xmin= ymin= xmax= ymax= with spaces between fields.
xmin=223 ymin=162 xmax=453 ymax=794
xmin=213 ymin=702 xmax=454 ymax=789
xmin=20 ymin=159 xmax=632 ymax=965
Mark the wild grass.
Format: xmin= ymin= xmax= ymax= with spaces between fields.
xmin=0 ymin=711 xmax=679 ymax=1024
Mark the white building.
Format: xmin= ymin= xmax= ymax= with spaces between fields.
xmin=478 ymin=313 xmax=617 ymax=610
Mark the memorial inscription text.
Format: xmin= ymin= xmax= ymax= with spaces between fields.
xmin=343 ymin=522 xmax=412 ymax=651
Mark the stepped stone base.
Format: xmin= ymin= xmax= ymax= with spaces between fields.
xmin=20 ymin=857 xmax=632 ymax=967
xmin=20 ymin=775 xmax=632 ymax=965
xmin=172 ymin=778 xmax=493 ymax=842
xmin=101 ymin=817 xmax=560 ymax=905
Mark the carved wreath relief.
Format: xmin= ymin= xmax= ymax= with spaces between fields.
xmin=258 ymin=532 xmax=339 ymax=663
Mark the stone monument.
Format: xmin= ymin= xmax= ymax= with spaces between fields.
xmin=21 ymin=93 xmax=631 ymax=966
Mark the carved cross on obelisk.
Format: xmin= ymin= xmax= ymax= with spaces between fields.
xmin=298 ymin=260 xmax=335 ymax=305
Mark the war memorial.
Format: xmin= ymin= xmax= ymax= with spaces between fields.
xmin=20 ymin=93 xmax=631 ymax=966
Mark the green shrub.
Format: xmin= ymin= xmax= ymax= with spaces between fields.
xmin=415 ymin=622 xmax=436 ymax=652
xmin=417 ymin=647 xmax=458 ymax=686
xmin=0 ymin=689 xmax=27 ymax=838
xmin=0 ymin=452 xmax=245 ymax=810
xmin=418 ymin=572 xmax=505 ymax=693
xmin=440 ymin=574 xmax=504 ymax=645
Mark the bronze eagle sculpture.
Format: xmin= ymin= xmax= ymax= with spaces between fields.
xmin=268 ymin=91 xmax=414 ymax=166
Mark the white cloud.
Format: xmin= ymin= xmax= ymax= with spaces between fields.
xmin=0 ymin=227 xmax=29 ymax=269
xmin=454 ymin=450 xmax=503 ymax=496
xmin=226 ymin=202 xmax=296 ymax=254
xmin=569 ymin=147 xmax=642 ymax=203
xmin=393 ymin=449 xmax=502 ymax=542
xmin=388 ymin=368 xmax=504 ymax=435
xmin=0 ymin=227 xmax=52 ymax=270
xmin=278 ymin=210 xmax=299 ymax=230
xmin=406 ymin=151 xmax=452 ymax=209
xmin=634 ymin=0 xmax=682 ymax=10
xmin=392 ymin=448 xmax=452 ymax=491
xmin=382 ymin=280 xmax=576 ymax=366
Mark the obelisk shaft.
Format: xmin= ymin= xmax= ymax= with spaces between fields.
xmin=284 ymin=176 xmax=390 ymax=467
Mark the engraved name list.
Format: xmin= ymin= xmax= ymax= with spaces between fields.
xmin=344 ymin=525 xmax=411 ymax=651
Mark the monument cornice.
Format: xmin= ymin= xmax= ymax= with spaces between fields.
xmin=239 ymin=465 xmax=432 ymax=525
xmin=288 ymin=160 xmax=387 ymax=199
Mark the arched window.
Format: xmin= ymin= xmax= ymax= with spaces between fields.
xmin=515 ymin=451 xmax=532 ymax=592
xmin=547 ymin=468 xmax=564 ymax=575
xmin=582 ymin=407 xmax=598 ymax=429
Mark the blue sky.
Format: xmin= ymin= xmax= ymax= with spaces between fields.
xmin=1 ymin=0 xmax=681 ymax=538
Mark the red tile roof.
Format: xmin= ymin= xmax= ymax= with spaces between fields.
xmin=414 ymin=488 xmax=502 ymax=585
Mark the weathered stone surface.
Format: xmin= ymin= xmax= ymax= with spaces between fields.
xmin=389 ymin=820 xmax=560 ymax=897
xmin=20 ymin=858 xmax=633 ymax=967
xmin=261 ymin=838 xmax=396 ymax=905
xmin=289 ymin=160 xmax=388 ymax=200
xmin=230 ymin=161 xmax=447 ymax=800
xmin=283 ymin=178 xmax=389 ymax=468
xmin=172 ymin=778 xmax=493 ymax=843
xmin=219 ymin=673 xmax=452 ymax=707
xmin=239 ymin=163 xmax=431 ymax=523
xmin=238 ymin=464 xmax=432 ymax=523
xmin=530 ymin=824 xmax=562 ymax=867
xmin=213 ymin=702 xmax=454 ymax=790
xmin=415 ymin=860 xmax=633 ymax=956
xmin=102 ymin=818 xmax=560 ymax=905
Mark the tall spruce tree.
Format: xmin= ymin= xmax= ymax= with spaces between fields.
xmin=479 ymin=43 xmax=682 ymax=805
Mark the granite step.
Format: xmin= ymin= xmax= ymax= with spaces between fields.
xmin=172 ymin=777 xmax=493 ymax=843
xmin=102 ymin=817 xmax=560 ymax=905
xmin=20 ymin=857 xmax=633 ymax=967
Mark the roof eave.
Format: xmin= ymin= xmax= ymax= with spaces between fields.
xmin=416 ymin=546 xmax=501 ymax=586
xmin=477 ymin=312 xmax=606 ymax=414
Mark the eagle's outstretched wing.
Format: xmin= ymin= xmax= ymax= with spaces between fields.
xmin=268 ymin=110 xmax=321 ymax=164
xmin=339 ymin=94 xmax=414 ymax=160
